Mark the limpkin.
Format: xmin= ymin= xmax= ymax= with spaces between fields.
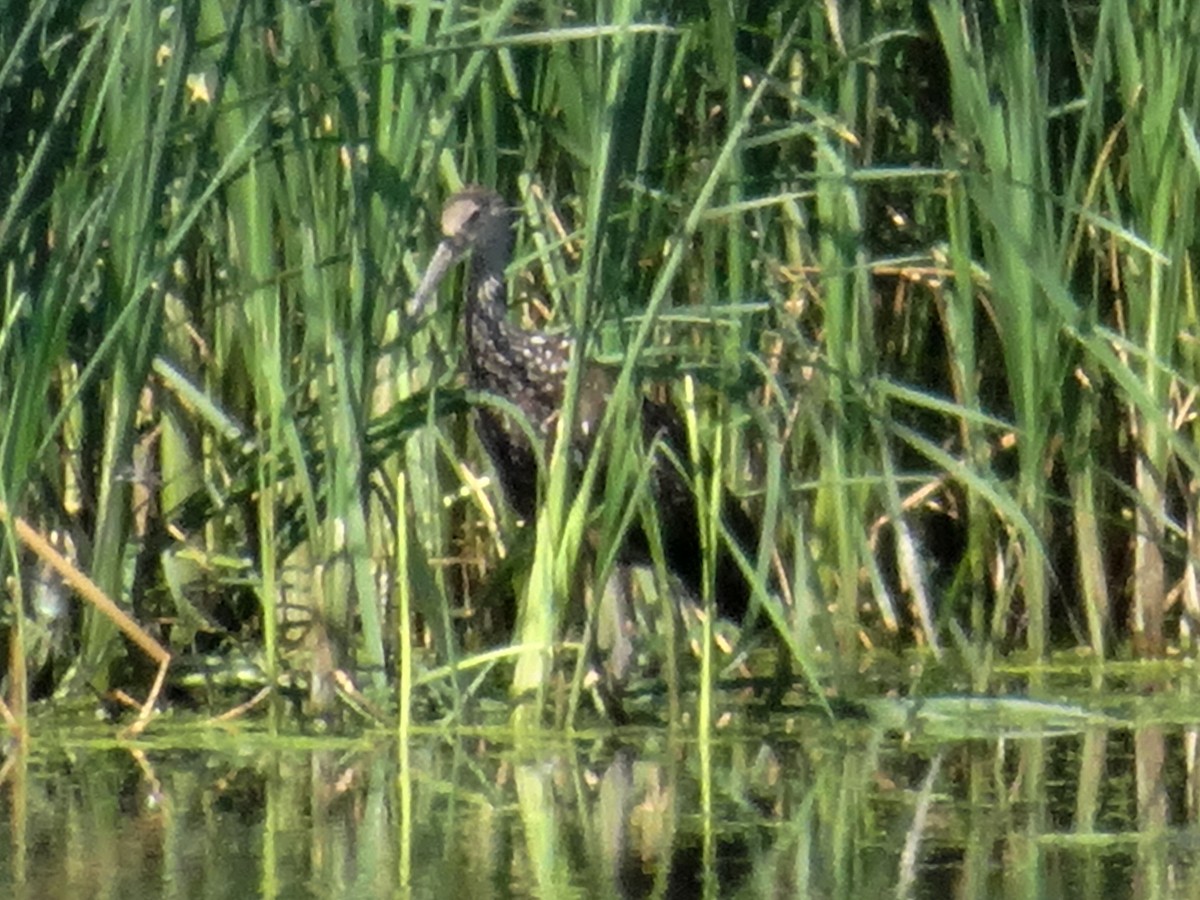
xmin=410 ymin=186 xmax=754 ymax=623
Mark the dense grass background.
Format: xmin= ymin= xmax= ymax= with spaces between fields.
xmin=2 ymin=0 xmax=1199 ymax=728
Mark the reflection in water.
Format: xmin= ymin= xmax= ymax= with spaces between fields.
xmin=0 ymin=719 xmax=1198 ymax=898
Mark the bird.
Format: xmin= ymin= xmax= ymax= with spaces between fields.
xmin=409 ymin=186 xmax=755 ymax=624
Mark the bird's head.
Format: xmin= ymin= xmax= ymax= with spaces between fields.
xmin=409 ymin=186 xmax=515 ymax=318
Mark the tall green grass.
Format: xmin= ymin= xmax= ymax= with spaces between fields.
xmin=3 ymin=0 xmax=1200 ymax=731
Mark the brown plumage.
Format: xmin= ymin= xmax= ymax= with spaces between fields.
xmin=410 ymin=186 xmax=753 ymax=621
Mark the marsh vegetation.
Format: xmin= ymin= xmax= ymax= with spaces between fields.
xmin=3 ymin=1 xmax=1200 ymax=893
xmin=6 ymin=0 xmax=1197 ymax=725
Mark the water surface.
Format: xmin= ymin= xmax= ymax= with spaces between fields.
xmin=1 ymin=690 xmax=1196 ymax=898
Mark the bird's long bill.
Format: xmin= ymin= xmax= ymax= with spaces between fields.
xmin=408 ymin=239 xmax=458 ymax=318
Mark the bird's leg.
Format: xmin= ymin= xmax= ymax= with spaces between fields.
xmin=572 ymin=561 xmax=632 ymax=725
xmin=595 ymin=565 xmax=635 ymax=683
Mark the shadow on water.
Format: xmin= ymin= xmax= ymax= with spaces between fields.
xmin=2 ymin=696 xmax=1198 ymax=900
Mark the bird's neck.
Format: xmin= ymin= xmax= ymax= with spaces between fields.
xmin=466 ymin=232 xmax=511 ymax=321
xmin=464 ymin=228 xmax=522 ymax=385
